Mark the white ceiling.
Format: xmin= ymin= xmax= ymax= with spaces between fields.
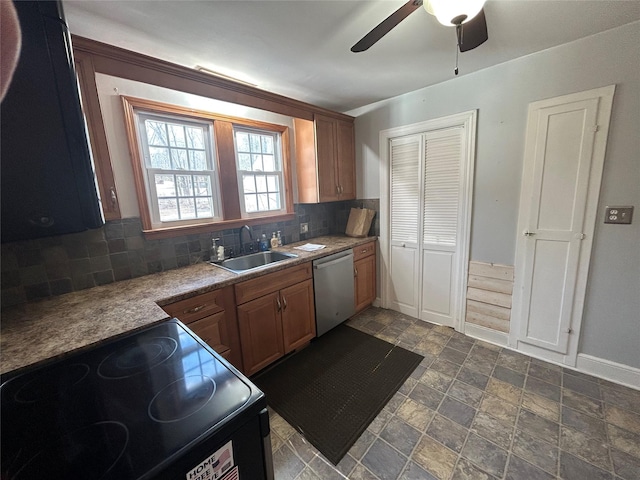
xmin=64 ymin=0 xmax=640 ymax=113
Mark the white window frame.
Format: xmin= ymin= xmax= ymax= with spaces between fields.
xmin=135 ymin=111 xmax=223 ymax=228
xmin=233 ymin=126 xmax=286 ymax=218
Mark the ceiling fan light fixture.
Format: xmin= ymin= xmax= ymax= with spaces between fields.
xmin=424 ymin=0 xmax=486 ymax=27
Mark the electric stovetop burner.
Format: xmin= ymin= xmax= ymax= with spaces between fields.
xmin=149 ymin=374 xmax=216 ymax=422
xmin=98 ymin=336 xmax=178 ymax=379
xmin=1 ymin=319 xmax=256 ymax=480
xmin=4 ymin=362 xmax=90 ymax=404
xmin=12 ymin=421 xmax=129 ymax=479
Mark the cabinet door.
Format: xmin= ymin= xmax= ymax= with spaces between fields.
xmin=315 ymin=114 xmax=339 ymax=202
xmin=281 ymin=279 xmax=316 ymax=353
xmin=337 ymin=119 xmax=356 ymax=200
xmin=355 ymin=254 xmax=376 ymax=313
xmin=188 ymin=311 xmax=230 ymax=356
xmin=237 ymin=292 xmax=284 ymax=375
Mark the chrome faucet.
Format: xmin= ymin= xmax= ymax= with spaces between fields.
xmin=239 ymin=225 xmax=253 ymax=255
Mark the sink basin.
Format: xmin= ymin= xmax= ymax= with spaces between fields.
xmin=212 ymin=251 xmax=298 ymax=274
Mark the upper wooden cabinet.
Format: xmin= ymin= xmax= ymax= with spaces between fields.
xmin=294 ymin=114 xmax=356 ymax=203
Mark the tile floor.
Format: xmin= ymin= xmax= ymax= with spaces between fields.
xmin=267 ymin=307 xmax=640 ymax=480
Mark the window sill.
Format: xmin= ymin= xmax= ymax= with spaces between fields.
xmin=142 ymin=213 xmax=296 ymax=240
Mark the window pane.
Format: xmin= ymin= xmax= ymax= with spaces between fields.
xmin=261 ymin=135 xmax=274 ymax=154
xmin=171 ymin=149 xmax=189 ymax=170
xmin=252 ymin=154 xmax=263 ymax=171
xmin=178 ymin=198 xmax=196 ymax=219
xmin=196 ymin=197 xmax=213 ymax=218
xmin=189 ymin=151 xmax=207 ymax=170
xmin=186 ymin=127 xmax=204 ymax=149
xmin=262 ymin=154 xmax=275 ymax=172
xmin=168 ymin=124 xmax=186 ymax=147
xmin=158 ymin=198 xmax=179 ymax=221
xmin=146 ymin=121 xmax=168 ymax=146
xmin=149 ymin=147 xmax=170 ymax=169
xmin=249 ymin=134 xmax=261 ymax=152
xmin=175 ymin=175 xmax=193 ymax=197
xmin=193 ymin=175 xmax=211 ymax=196
xmin=268 ymin=193 xmax=280 ymax=210
xmin=155 ymin=174 xmax=176 ymax=197
xmin=266 ymin=175 xmax=279 ymax=192
xmin=238 ymin=153 xmax=251 ymax=171
xmin=255 ymin=175 xmax=267 ymax=193
xmin=244 ymin=194 xmax=257 ymax=213
xmin=236 ymin=132 xmax=250 ymax=152
xmin=243 ymin=175 xmax=256 ymax=193
xmin=257 ymin=193 xmax=269 ymax=211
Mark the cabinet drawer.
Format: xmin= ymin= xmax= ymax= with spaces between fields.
xmin=235 ymin=262 xmax=312 ymax=305
xmin=162 ymin=289 xmax=225 ymax=323
xmin=353 ymin=241 xmax=376 ymax=262
xmin=188 ymin=311 xmax=229 ymax=355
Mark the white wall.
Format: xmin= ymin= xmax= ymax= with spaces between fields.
xmin=95 ymin=73 xmax=296 ymax=217
xmin=350 ymin=22 xmax=640 ymax=368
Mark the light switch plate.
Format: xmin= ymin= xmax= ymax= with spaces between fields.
xmin=604 ymin=206 xmax=633 ymax=224
xmin=300 ymin=222 xmax=309 ymax=233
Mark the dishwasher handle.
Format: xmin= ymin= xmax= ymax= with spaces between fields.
xmin=313 ymin=252 xmax=353 ymax=270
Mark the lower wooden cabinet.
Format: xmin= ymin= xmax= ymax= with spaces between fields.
xmin=161 ymin=285 xmax=243 ymax=371
xmin=236 ymin=264 xmax=316 ymax=376
xmin=354 ymin=240 xmax=377 ymax=313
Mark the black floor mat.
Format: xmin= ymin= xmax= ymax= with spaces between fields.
xmin=253 ymin=324 xmax=423 ymax=465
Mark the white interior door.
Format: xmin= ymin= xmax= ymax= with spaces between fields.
xmin=420 ymin=127 xmax=464 ymax=327
xmin=381 ymin=112 xmax=476 ymax=331
xmin=512 ymin=86 xmax=615 ymax=363
xmin=388 ymin=135 xmax=422 ymax=318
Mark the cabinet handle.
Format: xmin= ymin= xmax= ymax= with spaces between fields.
xmin=339 ymin=185 xmax=343 ymax=194
xmin=185 ymin=304 xmax=206 ymax=314
xmin=276 ymin=297 xmax=282 ymax=311
xmin=354 ymin=267 xmax=358 ymax=277
xmin=335 ymin=185 xmax=340 ymax=194
xmin=282 ymin=295 xmax=287 ymax=310
xmin=361 ymin=248 xmax=367 ymax=253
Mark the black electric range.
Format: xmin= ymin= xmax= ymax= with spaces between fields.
xmin=1 ymin=319 xmax=273 ymax=480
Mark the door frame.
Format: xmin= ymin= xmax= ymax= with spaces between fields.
xmin=379 ymin=110 xmax=477 ymax=331
xmin=510 ymin=85 xmax=616 ymax=365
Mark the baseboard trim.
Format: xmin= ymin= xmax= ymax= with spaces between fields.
xmin=463 ymin=322 xmax=509 ymax=347
xmin=576 ymin=354 xmax=640 ymax=390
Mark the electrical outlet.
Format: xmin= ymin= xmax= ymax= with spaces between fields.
xmin=300 ymin=222 xmax=309 ymax=234
xmin=604 ymin=206 xmax=633 ymax=224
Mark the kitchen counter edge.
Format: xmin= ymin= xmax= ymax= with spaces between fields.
xmin=0 ymin=235 xmax=376 ymax=376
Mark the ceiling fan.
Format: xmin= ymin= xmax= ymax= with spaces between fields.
xmin=351 ymin=0 xmax=489 ymax=60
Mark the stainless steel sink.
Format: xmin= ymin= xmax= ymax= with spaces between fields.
xmin=212 ymin=251 xmax=298 ymax=274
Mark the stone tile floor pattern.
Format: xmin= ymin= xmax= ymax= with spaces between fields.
xmin=267 ymin=307 xmax=640 ymax=480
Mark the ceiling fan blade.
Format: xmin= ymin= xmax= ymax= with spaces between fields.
xmin=458 ymin=8 xmax=488 ymax=52
xmin=351 ymin=0 xmax=423 ymax=53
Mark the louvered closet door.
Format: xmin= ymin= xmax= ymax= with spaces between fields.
xmin=388 ymin=135 xmax=422 ymax=318
xmin=420 ymin=127 xmax=464 ymax=327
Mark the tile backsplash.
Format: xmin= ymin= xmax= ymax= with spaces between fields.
xmin=1 ymin=200 xmax=379 ymax=308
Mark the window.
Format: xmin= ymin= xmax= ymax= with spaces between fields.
xmin=122 ymin=96 xmax=294 ymax=237
xmin=137 ymin=112 xmax=222 ymax=227
xmin=234 ymin=128 xmax=284 ymax=215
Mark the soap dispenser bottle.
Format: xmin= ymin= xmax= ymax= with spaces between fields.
xmin=270 ymin=232 xmax=278 ymax=249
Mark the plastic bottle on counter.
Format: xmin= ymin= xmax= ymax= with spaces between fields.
xmin=270 ymin=232 xmax=278 ymax=248
xmin=277 ymin=231 xmax=283 ymax=246
xmin=259 ymin=233 xmax=269 ymax=251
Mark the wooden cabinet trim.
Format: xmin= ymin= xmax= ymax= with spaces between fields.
xmin=234 ymin=262 xmax=312 ymax=305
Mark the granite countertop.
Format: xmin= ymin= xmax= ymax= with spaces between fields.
xmin=0 ymin=235 xmax=376 ymax=375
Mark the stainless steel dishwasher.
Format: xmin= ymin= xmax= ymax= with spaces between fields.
xmin=313 ymin=250 xmax=355 ymax=336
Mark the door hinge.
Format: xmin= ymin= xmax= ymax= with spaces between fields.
xmin=592 ymin=125 xmax=600 ymax=133
xmin=564 ymin=328 xmax=573 ymax=334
